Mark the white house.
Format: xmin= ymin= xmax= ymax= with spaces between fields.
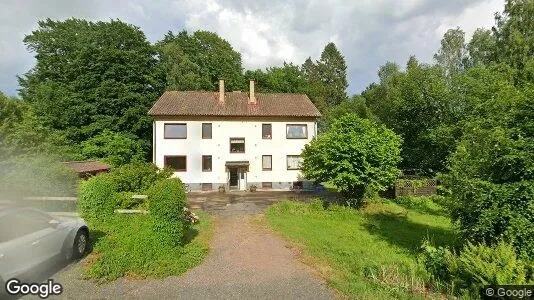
xmin=148 ymin=80 xmax=321 ymax=191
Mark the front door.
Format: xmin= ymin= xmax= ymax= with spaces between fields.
xmin=238 ymin=170 xmax=247 ymax=191
xmin=229 ymin=168 xmax=239 ymax=189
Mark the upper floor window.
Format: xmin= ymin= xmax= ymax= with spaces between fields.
xmin=202 ymin=123 xmax=212 ymax=139
xmin=202 ymin=155 xmax=212 ymax=172
xmin=286 ymin=124 xmax=307 ymax=139
xmin=287 ymin=155 xmax=302 ymax=170
xmin=262 ymin=124 xmax=272 ymax=139
xmin=230 ymin=138 xmax=245 ymax=153
xmin=164 ymin=123 xmax=187 ymax=139
xmin=165 ymin=156 xmax=186 ymax=171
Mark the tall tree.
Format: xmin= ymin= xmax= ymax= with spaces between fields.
xmin=302 ymin=43 xmax=348 ymax=111
xmin=157 ymin=30 xmax=244 ymax=91
xmin=493 ymin=0 xmax=534 ymax=84
xmin=19 ymin=18 xmax=161 ymax=157
xmin=467 ymin=28 xmax=497 ymax=66
xmin=245 ymin=63 xmax=308 ymax=93
xmin=434 ymin=27 xmax=469 ymax=77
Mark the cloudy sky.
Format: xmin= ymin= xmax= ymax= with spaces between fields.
xmin=0 ymin=0 xmax=504 ymax=96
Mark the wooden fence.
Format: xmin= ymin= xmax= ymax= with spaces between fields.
xmin=394 ymin=179 xmax=437 ymax=197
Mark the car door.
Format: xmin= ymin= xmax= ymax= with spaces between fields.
xmin=17 ymin=209 xmax=66 ymax=265
xmin=0 ymin=213 xmax=45 ymax=280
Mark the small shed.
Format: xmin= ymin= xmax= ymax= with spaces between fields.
xmin=63 ymin=160 xmax=111 ymax=179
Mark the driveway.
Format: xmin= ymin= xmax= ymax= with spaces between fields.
xmin=23 ymin=192 xmax=335 ymax=299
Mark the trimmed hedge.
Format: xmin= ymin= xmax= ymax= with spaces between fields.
xmin=108 ymin=162 xmax=173 ymax=193
xmin=147 ymin=178 xmax=188 ymax=246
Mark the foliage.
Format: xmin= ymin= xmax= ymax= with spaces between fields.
xmin=318 ymin=95 xmax=373 ymax=132
xmin=19 ymin=18 xmax=162 ymax=151
xmin=266 ymin=200 xmax=455 ymax=298
xmin=0 ymin=155 xmax=78 ymax=199
xmin=147 ymin=178 xmax=188 ymax=246
xmin=421 ymin=241 xmax=533 ymax=297
xmin=78 ymin=174 xmax=117 ymax=226
xmin=362 ymin=57 xmax=454 ymax=174
xmin=80 ymin=130 xmax=146 ymax=166
xmin=392 ymin=196 xmax=446 ymax=216
xmin=301 ymin=114 xmax=402 ymax=205
xmin=244 ymin=63 xmax=308 ymax=94
xmin=84 ymin=212 xmax=212 ymax=281
xmin=433 ymin=27 xmax=469 ymax=77
xmin=157 ymin=30 xmax=244 ymax=91
xmin=302 ymin=42 xmax=348 ymax=111
xmin=108 ymin=161 xmax=173 ymax=193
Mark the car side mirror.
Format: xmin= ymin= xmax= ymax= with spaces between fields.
xmin=48 ymin=219 xmax=60 ymax=228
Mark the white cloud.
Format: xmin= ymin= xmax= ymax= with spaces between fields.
xmin=0 ymin=0 xmax=504 ymax=96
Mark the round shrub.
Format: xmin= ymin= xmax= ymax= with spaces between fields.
xmin=147 ymin=178 xmax=187 ymax=246
xmin=78 ymin=174 xmax=117 ymax=225
xmin=301 ymin=114 xmax=402 ymax=206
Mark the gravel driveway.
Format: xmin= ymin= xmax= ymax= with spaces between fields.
xmin=24 ymin=197 xmax=334 ymax=299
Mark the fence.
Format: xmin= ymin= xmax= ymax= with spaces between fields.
xmin=394 ymin=179 xmax=437 ymax=197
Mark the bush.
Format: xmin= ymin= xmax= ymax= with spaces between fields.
xmin=78 ymin=174 xmax=117 ymax=225
xmin=108 ymin=162 xmax=173 ymax=193
xmin=421 ymin=240 xmax=533 ymax=297
xmin=147 ymin=178 xmax=188 ymax=246
xmin=301 ymin=114 xmax=402 ymax=207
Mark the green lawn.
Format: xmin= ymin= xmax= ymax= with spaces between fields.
xmin=266 ymin=199 xmax=456 ymax=299
xmin=83 ymin=211 xmax=213 ymax=281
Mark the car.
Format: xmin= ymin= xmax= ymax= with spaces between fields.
xmin=0 ymin=204 xmax=89 ymax=295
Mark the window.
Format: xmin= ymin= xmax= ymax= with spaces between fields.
xmin=164 ymin=123 xmax=187 ymax=139
xmin=164 ymin=156 xmax=186 ymax=171
xmin=230 ymin=138 xmax=245 ymax=153
xmin=262 ymin=155 xmax=272 ymax=171
xmin=262 ymin=182 xmax=272 ymax=189
xmin=202 ymin=155 xmax=212 ymax=172
xmin=287 ymin=155 xmax=302 ymax=170
xmin=201 ymin=183 xmax=213 ymax=191
xmin=286 ymin=124 xmax=307 ymax=139
xmin=262 ymin=124 xmax=272 ymax=139
xmin=202 ymin=123 xmax=212 ymax=139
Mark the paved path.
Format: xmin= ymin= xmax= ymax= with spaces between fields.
xmin=26 ymin=213 xmax=334 ymax=299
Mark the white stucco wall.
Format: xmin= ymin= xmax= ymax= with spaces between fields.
xmin=153 ymin=116 xmax=317 ymax=190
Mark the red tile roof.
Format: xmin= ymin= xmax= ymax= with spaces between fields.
xmin=148 ymin=91 xmax=321 ymax=117
xmin=63 ymin=160 xmax=110 ymax=173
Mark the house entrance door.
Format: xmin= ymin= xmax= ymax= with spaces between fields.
xmin=229 ymin=168 xmax=239 ymax=189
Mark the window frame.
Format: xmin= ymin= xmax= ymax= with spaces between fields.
xmin=286 ymin=155 xmax=302 ymax=170
xmin=262 ymin=155 xmax=272 ymax=171
xmin=202 ymin=123 xmax=212 ymax=139
xmin=262 ymin=123 xmax=272 ymax=139
xmin=229 ymin=137 xmax=246 ymax=153
xmin=201 ymin=183 xmax=213 ymax=191
xmin=164 ymin=123 xmax=187 ymax=139
xmin=164 ymin=155 xmax=187 ymax=172
xmin=286 ymin=124 xmax=308 ymax=139
xmin=262 ymin=182 xmax=273 ymax=189
xmin=202 ymin=155 xmax=212 ymax=172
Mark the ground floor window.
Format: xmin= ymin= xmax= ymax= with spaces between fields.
xmin=202 ymin=155 xmax=212 ymax=171
xmin=262 ymin=182 xmax=272 ymax=189
xmin=262 ymin=155 xmax=272 ymax=171
xmin=286 ymin=155 xmax=302 ymax=170
xmin=164 ymin=156 xmax=186 ymax=171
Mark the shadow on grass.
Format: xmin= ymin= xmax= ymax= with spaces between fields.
xmin=363 ymin=212 xmax=457 ymax=254
xmin=181 ymin=227 xmax=199 ymax=245
xmin=89 ymin=229 xmax=107 ymax=249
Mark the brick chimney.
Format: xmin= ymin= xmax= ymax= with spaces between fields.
xmin=219 ymin=79 xmax=225 ymax=104
xmin=249 ymin=80 xmax=256 ymax=104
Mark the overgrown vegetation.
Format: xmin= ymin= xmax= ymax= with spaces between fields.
xmin=301 ymin=114 xmax=402 ymax=206
xmin=266 ymin=199 xmax=455 ymax=299
xmin=78 ymin=163 xmax=211 ymax=280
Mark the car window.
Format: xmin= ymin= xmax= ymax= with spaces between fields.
xmin=0 ymin=210 xmax=51 ymax=242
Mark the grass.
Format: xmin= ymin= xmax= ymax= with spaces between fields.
xmin=265 ymin=198 xmax=457 ymax=299
xmin=83 ymin=211 xmax=213 ymax=282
